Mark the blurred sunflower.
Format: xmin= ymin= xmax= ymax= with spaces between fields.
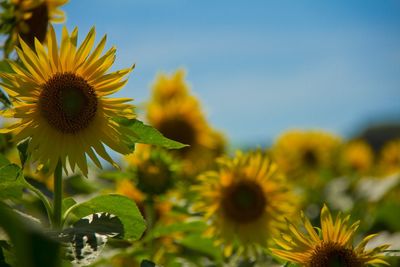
xmin=340 ymin=140 xmax=374 ymax=175
xmin=271 ymin=204 xmax=389 ymax=267
xmin=193 ymin=150 xmax=296 ymax=256
xmin=0 ymin=0 xmax=68 ymax=54
xmin=0 ymin=26 xmax=135 ymax=176
xmin=150 ymin=69 xmax=189 ymax=103
xmin=115 ymin=178 xmax=145 ymax=205
xmin=272 ymin=130 xmax=341 ymax=182
xmin=147 ymin=71 xmax=226 ymax=177
xmin=124 ymin=144 xmax=179 ymax=196
xmin=148 ymin=97 xmax=214 ymax=153
xmin=379 ymin=139 xmax=400 ymax=175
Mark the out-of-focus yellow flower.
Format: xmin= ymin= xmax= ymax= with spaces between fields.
xmin=193 ymin=150 xmax=296 ymax=256
xmin=379 ymin=139 xmax=400 ymax=175
xmin=151 ymin=69 xmax=190 ymax=103
xmin=147 ymin=70 xmax=226 ymax=178
xmin=148 ymin=97 xmax=214 ymax=153
xmin=271 ymin=204 xmax=390 ymax=267
xmin=340 ymin=140 xmax=374 ymax=175
xmin=1 ymin=0 xmax=68 ymax=52
xmin=124 ymin=144 xmax=178 ymax=195
xmin=0 ymin=26 xmax=135 ymax=176
xmin=272 ymin=130 xmax=341 ymax=181
xmin=116 ymin=179 xmax=145 ymax=204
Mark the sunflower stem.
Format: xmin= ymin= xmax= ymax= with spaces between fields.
xmin=144 ymin=196 xmax=156 ymax=255
xmin=52 ymin=160 xmax=63 ymax=229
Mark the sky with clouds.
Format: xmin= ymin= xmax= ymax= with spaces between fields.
xmin=58 ymin=0 xmax=400 ymax=146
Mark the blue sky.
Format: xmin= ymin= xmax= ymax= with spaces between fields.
xmin=58 ymin=0 xmax=400 ymax=146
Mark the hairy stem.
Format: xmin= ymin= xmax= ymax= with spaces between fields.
xmin=52 ymin=160 xmax=63 ymax=229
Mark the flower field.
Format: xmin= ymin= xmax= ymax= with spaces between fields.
xmin=0 ymin=1 xmax=399 ymax=267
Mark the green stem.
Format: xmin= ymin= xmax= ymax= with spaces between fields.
xmin=146 ymin=196 xmax=156 ymax=232
xmin=52 ymin=160 xmax=63 ymax=229
xmin=144 ymin=196 xmax=156 ymax=257
xmin=61 ymin=203 xmax=79 ymax=228
xmin=22 ymin=177 xmax=53 ymax=224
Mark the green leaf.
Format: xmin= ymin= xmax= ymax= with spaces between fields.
xmin=0 ymin=164 xmax=24 ymax=200
xmin=0 ymin=60 xmax=12 ymax=109
xmin=60 ymin=212 xmax=124 ymax=266
xmin=0 ymin=241 xmax=12 ymax=267
xmin=374 ymin=201 xmax=400 ymax=232
xmin=0 ymin=90 xmax=11 ymax=109
xmin=17 ymin=139 xmax=30 ymax=168
xmin=62 ymin=197 xmax=77 ymax=215
xmin=0 ymin=60 xmax=12 ymax=73
xmin=97 ymin=170 xmax=128 ymax=181
xmin=150 ymin=221 xmax=206 ymax=239
xmin=1 ymin=248 xmax=14 ymax=267
xmin=64 ymin=174 xmax=97 ymax=195
xmin=178 ymin=233 xmax=222 ymax=262
xmin=66 ymin=194 xmax=146 ymax=240
xmin=0 ymin=202 xmax=62 ymax=267
xmin=120 ymin=119 xmax=188 ymax=150
xmin=0 ymin=154 xmax=10 ymax=168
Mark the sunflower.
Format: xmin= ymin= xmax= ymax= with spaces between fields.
xmin=272 ymin=130 xmax=341 ymax=182
xmin=147 ymin=71 xmax=226 ymax=178
xmin=193 ymin=150 xmax=296 ymax=256
xmin=271 ymin=205 xmax=389 ymax=266
xmin=379 ymin=139 xmax=400 ymax=175
xmin=0 ymin=26 xmax=135 ymax=176
xmin=147 ymin=96 xmax=226 ymax=176
xmin=147 ymin=70 xmax=225 ymax=154
xmin=1 ymin=0 xmax=68 ymax=54
xmin=123 ymin=144 xmax=179 ymax=196
xmin=340 ymin=140 xmax=374 ymax=175
xmin=148 ymin=96 xmax=212 ymax=150
xmin=150 ymin=69 xmax=190 ymax=104
xmin=115 ymin=178 xmax=145 ymax=205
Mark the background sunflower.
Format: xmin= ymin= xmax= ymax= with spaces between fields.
xmin=193 ymin=150 xmax=297 ymax=257
xmin=0 ymin=0 xmax=68 ymax=56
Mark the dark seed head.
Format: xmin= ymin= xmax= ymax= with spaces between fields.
xmin=39 ymin=73 xmax=98 ymax=134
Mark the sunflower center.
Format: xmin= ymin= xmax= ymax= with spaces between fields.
xmin=20 ymin=2 xmax=49 ymax=47
xmin=303 ymin=148 xmax=318 ymax=167
xmin=137 ymin=162 xmax=173 ymax=195
xmin=157 ymin=118 xmax=196 ymax=146
xmin=221 ymin=180 xmax=266 ymax=224
xmin=39 ymin=73 xmax=98 ymax=134
xmin=309 ymin=242 xmax=362 ymax=267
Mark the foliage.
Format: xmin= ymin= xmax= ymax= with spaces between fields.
xmin=0 ymin=2 xmax=399 ymax=267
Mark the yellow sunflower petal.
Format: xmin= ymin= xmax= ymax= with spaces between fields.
xmin=1 ymin=26 xmax=134 ymax=176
